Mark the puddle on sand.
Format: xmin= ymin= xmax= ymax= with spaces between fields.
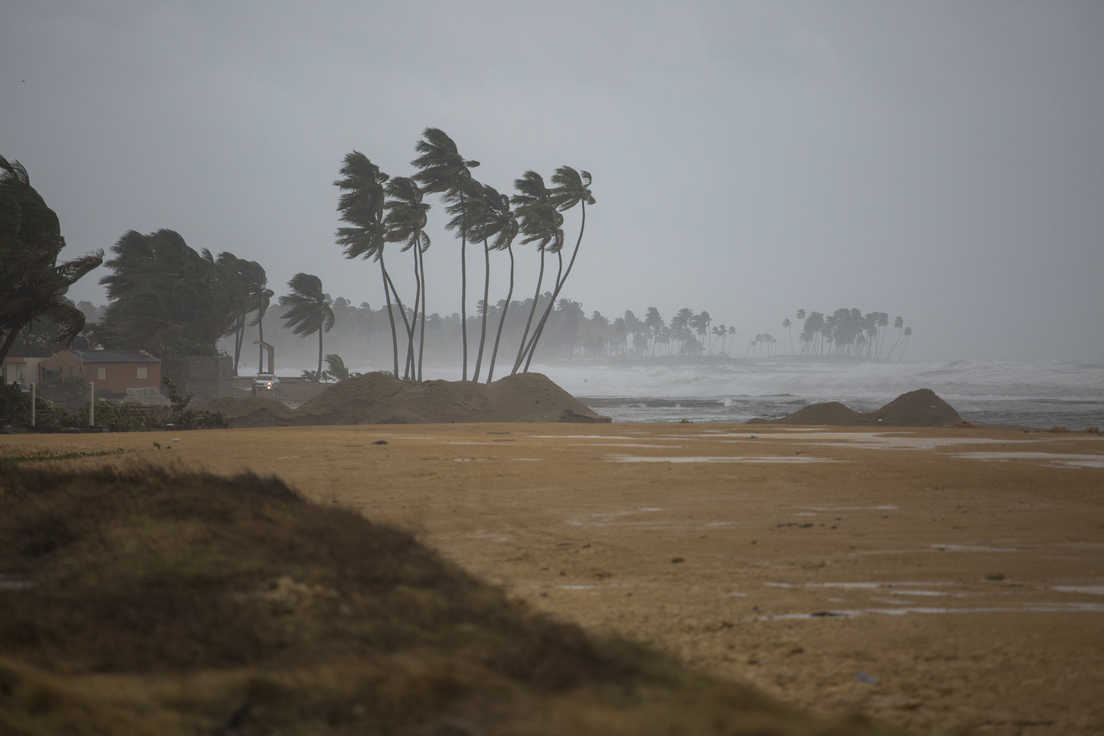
xmin=606 ymin=455 xmax=842 ymax=464
xmin=931 ymin=544 xmax=1018 ymax=552
xmin=1052 ymin=585 xmax=1104 ymax=596
xmin=761 ymin=602 xmax=1104 ymax=620
xmin=529 ymin=435 xmax=644 ymax=440
xmin=569 ymin=443 xmax=687 ymax=448
xmin=949 ymin=452 xmax=1104 ymax=469
xmin=800 ymin=505 xmax=898 ymax=511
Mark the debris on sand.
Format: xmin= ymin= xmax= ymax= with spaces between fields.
xmin=747 ymin=388 xmax=962 ymax=427
xmin=198 ymin=372 xmax=611 ymax=428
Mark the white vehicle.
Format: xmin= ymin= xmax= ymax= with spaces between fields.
xmin=252 ymin=374 xmax=280 ymax=396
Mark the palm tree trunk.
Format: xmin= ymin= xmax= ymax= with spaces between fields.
xmin=486 ymin=245 xmax=514 ymax=383
xmin=459 ymin=188 xmax=468 ymax=381
xmin=232 ymin=314 xmax=244 ymax=376
xmin=380 ymin=258 xmax=400 ymax=377
xmin=406 ymin=246 xmax=421 ymax=380
xmin=417 ymin=244 xmax=427 ymax=383
xmin=520 ymin=202 xmax=586 ymax=372
xmin=382 ymin=266 xmax=414 ymax=378
xmin=473 ymin=239 xmax=491 ymax=381
xmin=317 ymin=323 xmax=324 ymax=381
xmin=511 ymin=249 xmax=545 ymax=375
xmin=521 ymin=250 xmax=563 ymax=373
xmin=257 ymin=312 xmax=265 ymax=373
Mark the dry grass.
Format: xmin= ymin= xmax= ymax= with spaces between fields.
xmin=0 ymin=465 xmax=902 ymax=735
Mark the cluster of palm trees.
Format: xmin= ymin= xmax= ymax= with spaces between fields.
xmin=628 ymin=307 xmax=736 ymax=357
xmin=334 ymin=128 xmax=594 ymax=384
xmin=769 ymin=308 xmax=913 ymax=360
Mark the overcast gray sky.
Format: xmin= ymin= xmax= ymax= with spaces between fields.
xmin=3 ymin=1 xmax=1102 ymax=361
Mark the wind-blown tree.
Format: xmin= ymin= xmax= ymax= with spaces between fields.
xmin=691 ymin=311 xmax=711 ymax=353
xmin=444 ymin=177 xmax=493 ymax=381
xmin=217 ymin=254 xmax=270 ymax=376
xmin=471 ymin=184 xmax=518 ymax=383
xmin=518 ymin=166 xmax=595 ymax=373
xmin=278 ymin=273 xmax=335 ymax=382
xmin=509 ymin=171 xmax=562 ymax=374
xmin=251 ymin=280 xmax=274 ymax=372
xmin=97 ymin=230 xmax=237 ymax=359
xmin=644 ymin=307 xmax=664 ymax=356
xmin=411 ymin=128 xmax=479 ymax=379
xmin=898 ymin=326 xmax=912 ymax=361
xmin=324 ymin=353 xmax=350 ymax=381
xmin=783 ymin=318 xmax=793 ymax=354
xmin=0 ymin=157 xmax=103 ymax=366
xmin=335 ymin=151 xmax=406 ymax=378
xmin=383 ymin=176 xmax=432 ymax=381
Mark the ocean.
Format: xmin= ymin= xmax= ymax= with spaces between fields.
xmin=299 ymin=358 xmax=1104 ymax=429
xmin=530 ymin=358 xmax=1104 ymax=430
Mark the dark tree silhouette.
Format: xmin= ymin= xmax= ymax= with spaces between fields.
xmin=0 ymin=157 xmax=102 ymax=366
xmin=278 ymin=273 xmax=335 ymax=381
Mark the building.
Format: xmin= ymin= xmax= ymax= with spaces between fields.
xmin=1 ymin=355 xmax=43 ymax=387
xmin=36 ymin=349 xmax=161 ymax=398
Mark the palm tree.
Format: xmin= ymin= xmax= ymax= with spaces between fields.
xmin=0 ymin=158 xmax=102 ymax=366
xmin=474 ymin=185 xmax=519 ymax=383
xmin=335 ymin=152 xmax=405 ymax=377
xmin=411 ymin=128 xmax=479 ymax=379
xmin=383 ymin=176 xmax=431 ymax=381
xmin=510 ymin=171 xmax=562 ymax=374
xmin=278 ymin=273 xmax=335 ymax=381
xmin=445 ymin=177 xmax=493 ymax=381
xmin=250 ymin=281 xmax=274 ymax=373
xmin=783 ymin=318 xmax=793 ymax=354
xmin=518 ymin=167 xmax=595 ymax=373
xmin=644 ymin=307 xmax=664 ymax=356
xmin=898 ymin=326 xmax=912 ymax=361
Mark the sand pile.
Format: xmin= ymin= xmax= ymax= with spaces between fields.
xmin=200 ymin=372 xmax=610 ymax=428
xmin=747 ymin=388 xmax=961 ymax=427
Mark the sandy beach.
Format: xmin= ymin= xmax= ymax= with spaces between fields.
xmin=3 ymin=422 xmax=1102 ymax=734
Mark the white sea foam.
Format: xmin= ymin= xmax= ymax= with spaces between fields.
xmin=531 ymin=359 xmax=1104 ymax=428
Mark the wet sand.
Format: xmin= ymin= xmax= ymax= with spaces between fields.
xmin=3 ymin=423 xmax=1102 ymax=734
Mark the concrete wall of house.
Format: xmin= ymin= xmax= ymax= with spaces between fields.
xmin=88 ymin=362 xmax=161 ymax=396
xmin=2 ymin=357 xmax=42 ymax=386
xmin=37 ymin=351 xmax=83 ymax=382
xmin=162 ymin=355 xmax=233 ymax=404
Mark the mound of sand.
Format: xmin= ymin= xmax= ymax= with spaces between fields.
xmin=747 ymin=388 xmax=961 ymax=427
xmin=199 ymin=372 xmax=610 ymax=428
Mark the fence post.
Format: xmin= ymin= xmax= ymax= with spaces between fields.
xmin=89 ymin=382 xmax=95 ymax=426
xmin=30 ymin=383 xmax=35 ymax=427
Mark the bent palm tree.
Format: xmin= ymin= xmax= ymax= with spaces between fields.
xmin=519 ymin=166 xmax=595 ymax=373
xmin=412 ymin=128 xmax=479 ymax=379
xmin=278 ymin=273 xmax=335 ymax=382
xmin=383 ymin=176 xmax=431 ymax=381
xmin=510 ymin=171 xmax=562 ymax=374
xmin=467 ymin=184 xmax=518 ymax=383
xmin=335 ymin=152 xmax=406 ymax=377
